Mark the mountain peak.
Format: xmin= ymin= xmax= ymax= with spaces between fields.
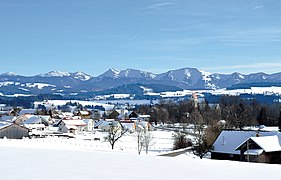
xmin=109 ymin=68 xmax=120 ymax=74
xmin=118 ymin=68 xmax=156 ymax=79
xmin=72 ymin=72 xmax=92 ymax=81
xmin=40 ymin=71 xmax=71 ymax=77
xmin=1 ymin=72 xmax=17 ymax=76
xmin=98 ymin=68 xmax=120 ymax=79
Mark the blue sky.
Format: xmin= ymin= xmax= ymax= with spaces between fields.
xmin=1 ymin=0 xmax=281 ymax=76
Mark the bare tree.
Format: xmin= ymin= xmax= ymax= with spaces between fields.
xmin=190 ymin=109 xmax=206 ymax=158
xmin=10 ymin=106 xmax=21 ymax=116
xmin=107 ymin=121 xmax=127 ymax=150
xmin=135 ymin=125 xmax=144 ymax=155
xmin=203 ymin=121 xmax=224 ymax=151
xmin=135 ymin=125 xmax=155 ymax=154
xmin=142 ymin=130 xmax=155 ymax=154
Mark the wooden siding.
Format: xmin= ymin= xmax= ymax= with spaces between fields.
xmin=211 ymin=152 xmax=241 ymax=161
xmin=0 ymin=124 xmax=29 ymax=139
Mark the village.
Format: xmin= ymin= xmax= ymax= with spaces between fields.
xmin=0 ymin=100 xmax=176 ymax=154
xmin=0 ymin=101 xmax=152 ymax=137
xmin=0 ymin=96 xmax=281 ymax=164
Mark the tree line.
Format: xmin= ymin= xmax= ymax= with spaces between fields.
xmin=138 ymin=96 xmax=281 ymax=157
xmin=137 ymin=96 xmax=281 ymax=128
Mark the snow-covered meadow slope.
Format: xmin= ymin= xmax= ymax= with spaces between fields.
xmin=0 ymin=139 xmax=280 ymax=180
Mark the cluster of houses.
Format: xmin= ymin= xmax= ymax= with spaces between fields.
xmin=2 ymin=102 xmax=281 ymax=164
xmin=0 ymin=103 xmax=151 ymax=139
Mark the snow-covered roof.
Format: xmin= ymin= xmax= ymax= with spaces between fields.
xmin=136 ymin=121 xmax=149 ymax=126
xmin=237 ymin=135 xmax=281 ymax=153
xmin=24 ymin=124 xmax=46 ymax=129
xmin=98 ymin=120 xmax=111 ymax=127
xmin=83 ymin=119 xmax=94 ymax=124
xmin=62 ymin=112 xmax=74 ymax=117
xmin=19 ymin=109 xmax=36 ymax=116
xmin=212 ymin=130 xmax=279 ymax=155
xmin=94 ymin=120 xmax=105 ymax=128
xmin=243 ymin=149 xmax=264 ymax=155
xmin=138 ymin=115 xmax=150 ymax=118
xmin=127 ymin=111 xmax=137 ymax=116
xmin=38 ymin=116 xmax=51 ymax=121
xmin=0 ymin=122 xmax=29 ymax=131
xmin=0 ymin=116 xmax=16 ymax=122
xmin=121 ymin=122 xmax=135 ymax=130
xmin=24 ymin=114 xmax=35 ymax=119
xmin=62 ymin=120 xmax=86 ymax=126
xmin=0 ymin=122 xmax=12 ymax=129
xmin=243 ymin=125 xmax=279 ymax=132
xmin=24 ymin=116 xmax=41 ymax=124
xmin=79 ymin=111 xmax=89 ymax=115
xmin=65 ymin=125 xmax=78 ymax=130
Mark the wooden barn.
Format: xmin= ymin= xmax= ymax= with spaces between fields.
xmin=0 ymin=122 xmax=30 ymax=139
xmin=211 ymin=130 xmax=279 ymax=161
xmin=236 ymin=135 xmax=281 ymax=164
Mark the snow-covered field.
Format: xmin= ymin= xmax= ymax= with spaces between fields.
xmin=0 ymin=130 xmax=175 ymax=154
xmin=0 ymin=129 xmax=280 ymax=180
xmin=0 ymin=145 xmax=280 ymax=180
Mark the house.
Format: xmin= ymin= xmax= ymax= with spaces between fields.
xmin=138 ymin=115 xmax=151 ymax=122
xmin=0 ymin=106 xmax=12 ymax=116
xmin=135 ymin=121 xmax=152 ymax=131
xmin=77 ymin=110 xmax=91 ymax=119
xmin=91 ymin=109 xmax=104 ymax=120
xmin=83 ymin=119 xmax=95 ymax=132
xmin=236 ymin=135 xmax=281 ymax=164
xmin=0 ymin=104 xmax=13 ymax=113
xmin=19 ymin=109 xmax=36 ymax=116
xmin=120 ymin=120 xmax=136 ymax=133
xmin=94 ymin=119 xmax=121 ymax=132
xmin=107 ymin=110 xmax=120 ymax=120
xmin=116 ymin=109 xmax=129 ymax=120
xmin=60 ymin=112 xmax=74 ymax=119
xmin=14 ymin=114 xmax=34 ymax=125
xmin=38 ymin=115 xmax=52 ymax=125
xmin=211 ymin=129 xmax=279 ymax=161
xmin=0 ymin=116 xmax=17 ymax=122
xmin=0 ymin=122 xmax=29 ymax=139
xmin=127 ymin=111 xmax=138 ymax=119
xmin=58 ymin=120 xmax=87 ymax=134
xmin=23 ymin=116 xmax=49 ymax=131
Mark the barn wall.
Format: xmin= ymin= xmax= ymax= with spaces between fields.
xmin=258 ymin=153 xmax=271 ymax=163
xmin=0 ymin=125 xmax=29 ymax=139
xmin=211 ymin=152 xmax=240 ymax=161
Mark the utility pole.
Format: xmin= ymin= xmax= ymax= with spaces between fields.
xmin=247 ymin=140 xmax=249 ymax=162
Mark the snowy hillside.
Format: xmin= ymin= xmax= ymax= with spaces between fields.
xmin=0 ymin=142 xmax=280 ymax=180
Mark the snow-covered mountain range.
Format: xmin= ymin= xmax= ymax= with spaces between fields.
xmin=39 ymin=71 xmax=92 ymax=81
xmin=0 ymin=68 xmax=281 ymax=96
